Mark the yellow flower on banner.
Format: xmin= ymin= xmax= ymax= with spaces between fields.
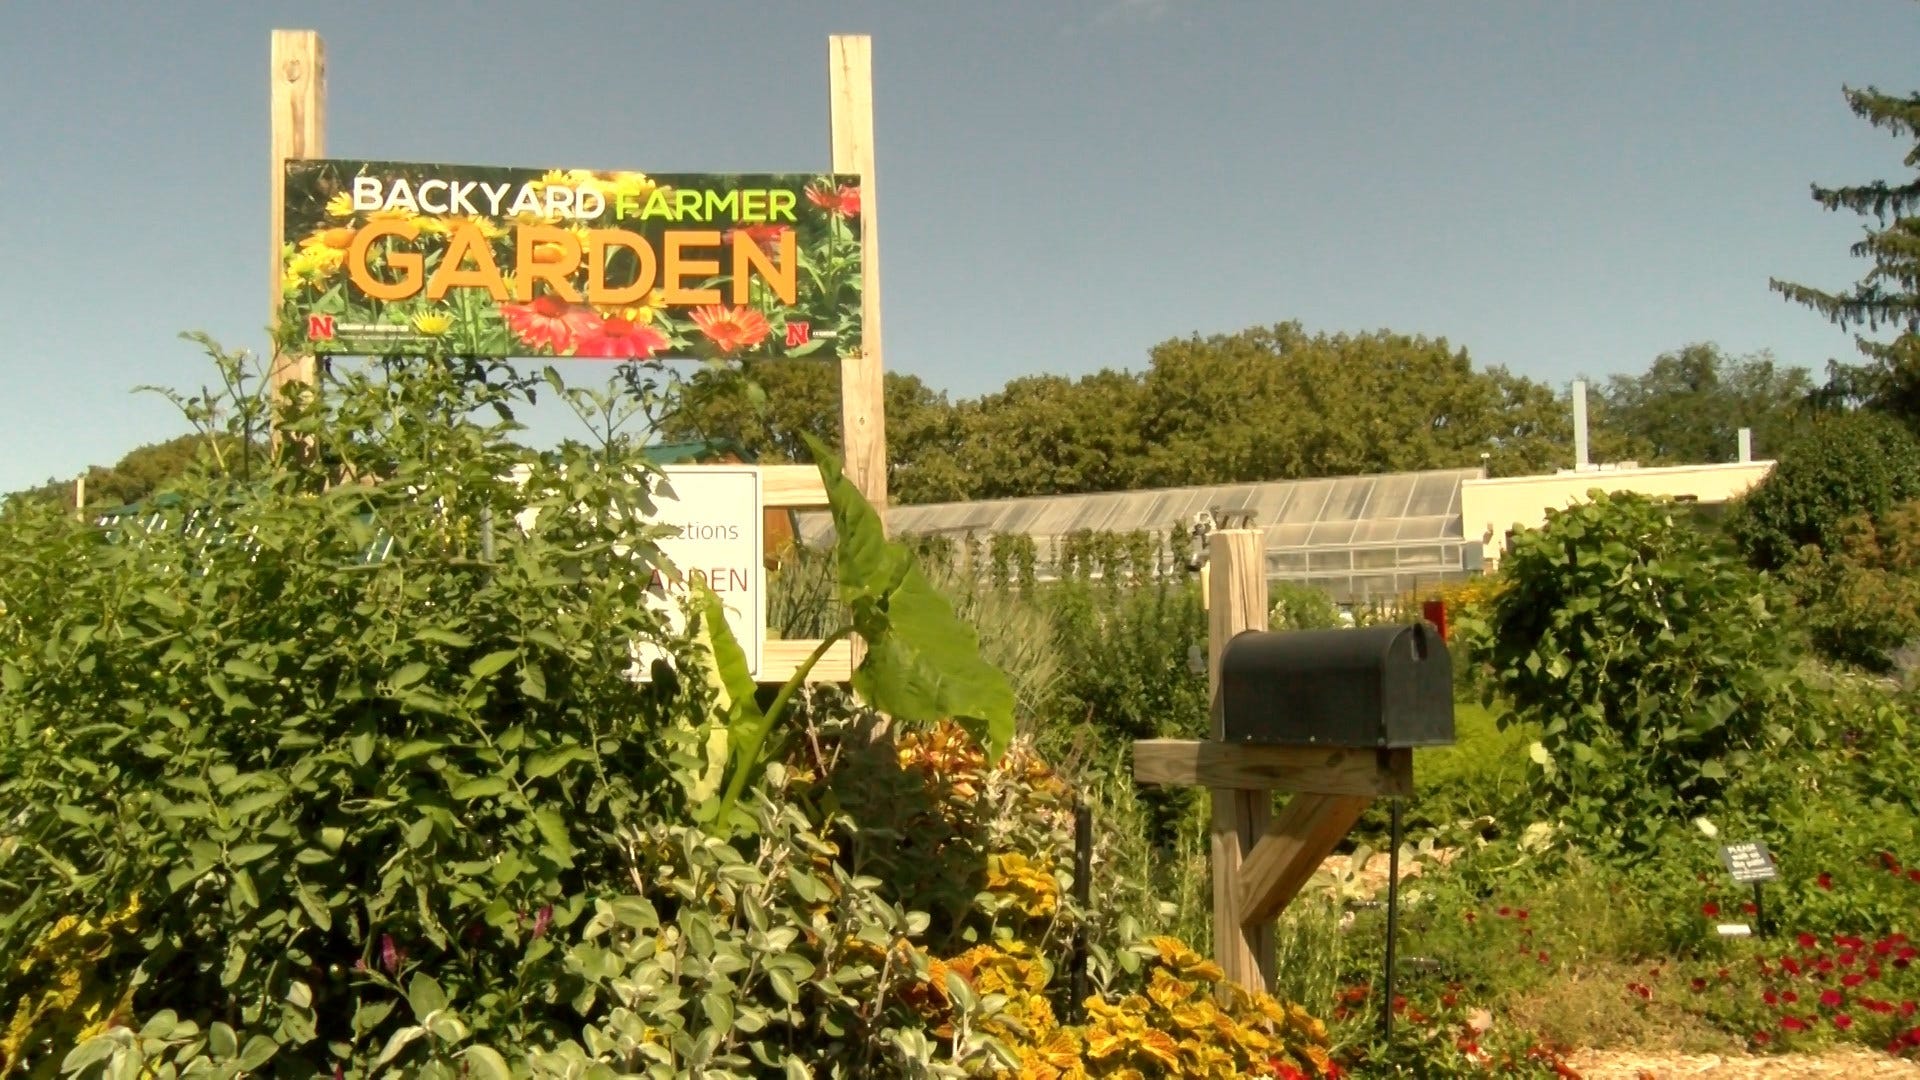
xmin=325 ymin=191 xmax=354 ymax=218
xmin=604 ymin=170 xmax=657 ymax=204
xmin=283 ymin=244 xmax=344 ymax=292
xmin=366 ymin=206 xmax=420 ymax=227
xmin=412 ymin=311 xmax=453 ymax=336
xmin=443 ymin=214 xmax=506 ymax=240
xmin=598 ymin=289 xmax=667 ymax=326
xmin=299 ymin=226 xmax=355 ymax=252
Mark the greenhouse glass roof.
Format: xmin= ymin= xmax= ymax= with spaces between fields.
xmin=796 ymin=466 xmax=1484 ymax=602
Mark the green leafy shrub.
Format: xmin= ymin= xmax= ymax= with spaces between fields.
xmin=1730 ymin=410 xmax=1920 ymax=570
xmin=4 ymin=338 xmax=1337 ymax=1078
xmin=1783 ymin=500 xmax=1920 ymax=672
xmin=1269 ymin=582 xmax=1341 ymax=630
xmin=1047 ymin=579 xmax=1208 ymax=746
xmin=1478 ymin=490 xmax=1807 ymax=851
xmin=0 ymin=347 xmax=705 ymax=1074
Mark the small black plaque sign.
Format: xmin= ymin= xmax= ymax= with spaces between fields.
xmin=1719 ymin=841 xmax=1779 ymax=884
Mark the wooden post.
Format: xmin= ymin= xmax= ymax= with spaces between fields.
xmin=268 ymin=30 xmax=325 ymax=409
xmin=828 ymin=35 xmax=887 ymax=526
xmin=1207 ymin=529 xmax=1273 ymax=993
xmin=74 ymin=474 xmax=86 ymax=519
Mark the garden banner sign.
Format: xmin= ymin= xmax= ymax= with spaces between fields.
xmin=280 ymin=159 xmax=863 ymax=360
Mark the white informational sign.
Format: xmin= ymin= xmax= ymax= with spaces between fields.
xmin=634 ymin=467 xmax=765 ymax=678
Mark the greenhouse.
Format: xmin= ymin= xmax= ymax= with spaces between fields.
xmin=797 ymin=466 xmax=1487 ymax=603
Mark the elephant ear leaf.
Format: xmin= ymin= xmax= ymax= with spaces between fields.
xmin=695 ymin=585 xmax=773 ymax=819
xmin=850 ymin=561 xmax=1014 ymax=762
xmin=800 ymin=433 xmax=1014 ymax=762
xmin=802 ymin=432 xmax=908 ymax=604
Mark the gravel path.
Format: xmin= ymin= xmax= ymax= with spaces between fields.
xmin=1561 ymin=1048 xmax=1920 ymax=1078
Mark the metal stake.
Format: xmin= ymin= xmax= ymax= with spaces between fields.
xmin=1070 ymin=801 xmax=1093 ymax=1019
xmin=1383 ymin=797 xmax=1403 ymax=1044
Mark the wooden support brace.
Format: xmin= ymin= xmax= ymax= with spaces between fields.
xmin=1237 ymin=793 xmax=1373 ymax=928
xmin=1134 ymin=742 xmax=1412 ymax=798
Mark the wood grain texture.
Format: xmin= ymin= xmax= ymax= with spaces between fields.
xmin=1133 ymin=742 xmax=1414 ymax=797
xmin=268 ymin=30 xmax=324 ymax=401
xmin=756 ymin=465 xmax=829 ymax=509
xmin=761 ymin=638 xmax=854 ymax=684
xmin=1236 ymin=793 xmax=1373 ymax=928
xmin=829 ymin=35 xmax=888 ymax=527
xmin=1205 ymin=529 xmax=1273 ymax=994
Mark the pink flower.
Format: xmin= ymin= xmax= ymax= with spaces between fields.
xmin=533 ymin=904 xmax=553 ymax=939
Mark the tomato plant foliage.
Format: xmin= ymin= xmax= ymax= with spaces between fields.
xmin=0 ymin=344 xmax=711 ymax=1070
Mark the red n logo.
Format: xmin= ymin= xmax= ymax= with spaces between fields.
xmin=785 ymin=321 xmax=811 ymax=348
xmin=307 ymin=314 xmax=336 ymax=341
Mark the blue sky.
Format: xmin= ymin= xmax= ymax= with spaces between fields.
xmin=2 ymin=1 xmax=1917 ymax=494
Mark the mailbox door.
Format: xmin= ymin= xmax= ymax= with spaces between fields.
xmin=1383 ymin=623 xmax=1455 ymax=746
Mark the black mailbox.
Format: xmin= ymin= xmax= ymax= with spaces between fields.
xmin=1220 ymin=623 xmax=1455 ymax=748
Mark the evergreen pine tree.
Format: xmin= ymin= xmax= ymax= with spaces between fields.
xmin=1772 ymin=85 xmax=1920 ymax=420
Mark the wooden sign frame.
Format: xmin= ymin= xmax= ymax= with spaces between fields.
xmin=267 ymin=31 xmax=885 ymax=685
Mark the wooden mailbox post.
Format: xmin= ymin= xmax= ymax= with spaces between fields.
xmin=1132 ymin=529 xmax=1415 ymax=993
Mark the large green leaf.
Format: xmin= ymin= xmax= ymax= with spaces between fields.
xmin=850 ymin=563 xmax=1013 ymax=762
xmin=801 ymin=432 xmax=906 ymax=604
xmin=697 ymin=586 xmax=773 ymax=815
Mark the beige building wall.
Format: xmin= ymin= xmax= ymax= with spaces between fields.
xmin=1462 ymin=461 xmax=1776 ymax=567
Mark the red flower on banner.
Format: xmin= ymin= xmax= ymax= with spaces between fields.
xmin=806 ymin=181 xmax=861 ymax=218
xmin=690 ymin=305 xmax=771 ymax=353
xmin=502 ymin=294 xmax=580 ymax=353
xmin=569 ymin=311 xmax=670 ymax=359
xmin=724 ymin=222 xmax=790 ymax=256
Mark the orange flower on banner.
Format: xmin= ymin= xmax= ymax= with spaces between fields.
xmin=501 ymin=294 xmax=579 ymax=353
xmin=723 ymin=223 xmax=790 ymax=257
xmin=690 ymin=305 xmax=771 ymax=354
xmin=806 ymin=182 xmax=860 ymax=218
xmin=569 ymin=310 xmax=670 ymax=359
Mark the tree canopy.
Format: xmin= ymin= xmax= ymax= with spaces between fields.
xmin=24 ymin=326 xmax=1818 ymax=514
xmin=1771 ymin=84 xmax=1920 ymax=420
xmin=2 ymin=433 xmax=242 ymax=517
xmin=1595 ymin=343 xmax=1814 ymax=464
